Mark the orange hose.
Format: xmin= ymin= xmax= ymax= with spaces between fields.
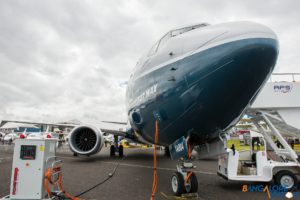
xmin=44 ymin=178 xmax=52 ymax=198
xmin=185 ymin=171 xmax=193 ymax=184
xmin=44 ymin=167 xmax=81 ymax=200
xmin=150 ymin=120 xmax=159 ymax=200
xmin=58 ymin=174 xmax=81 ymax=200
xmin=187 ymin=141 xmax=192 ymax=159
xmin=185 ymin=140 xmax=193 ymax=184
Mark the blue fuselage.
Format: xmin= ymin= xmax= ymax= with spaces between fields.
xmin=126 ymin=22 xmax=279 ymax=146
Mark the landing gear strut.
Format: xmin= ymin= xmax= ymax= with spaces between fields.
xmin=110 ymin=135 xmax=124 ymax=158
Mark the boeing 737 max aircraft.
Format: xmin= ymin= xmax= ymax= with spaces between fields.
xmin=2 ymin=21 xmax=279 ymax=195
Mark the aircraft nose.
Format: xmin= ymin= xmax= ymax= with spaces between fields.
xmin=185 ymin=22 xmax=279 ymax=87
xmin=216 ymin=21 xmax=279 ymax=78
xmin=179 ymin=24 xmax=279 ymax=136
xmin=208 ymin=25 xmax=279 ymax=111
xmin=222 ymin=21 xmax=278 ymax=43
xmin=231 ymin=36 xmax=279 ymax=86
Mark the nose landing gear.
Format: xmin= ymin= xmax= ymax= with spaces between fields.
xmin=171 ymin=158 xmax=198 ymax=196
xmin=169 ymin=137 xmax=198 ymax=196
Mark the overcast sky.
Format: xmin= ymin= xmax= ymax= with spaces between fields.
xmin=0 ymin=0 xmax=299 ymax=124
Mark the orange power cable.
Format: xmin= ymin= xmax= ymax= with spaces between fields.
xmin=44 ymin=167 xmax=81 ymax=200
xmin=150 ymin=120 xmax=159 ymax=200
xmin=185 ymin=140 xmax=193 ymax=184
xmin=187 ymin=141 xmax=192 ymax=159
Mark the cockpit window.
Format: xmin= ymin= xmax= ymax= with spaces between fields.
xmin=170 ymin=23 xmax=209 ymax=37
xmin=148 ymin=32 xmax=171 ymax=56
xmin=148 ymin=41 xmax=159 ymax=56
xmin=158 ymin=32 xmax=171 ymax=50
xmin=148 ymin=23 xmax=209 ymax=56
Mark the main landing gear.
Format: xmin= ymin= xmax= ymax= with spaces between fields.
xmin=110 ymin=135 xmax=124 ymax=158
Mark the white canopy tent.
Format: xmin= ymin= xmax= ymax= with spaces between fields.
xmin=0 ymin=122 xmax=39 ymax=130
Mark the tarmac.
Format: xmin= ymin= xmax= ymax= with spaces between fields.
xmin=0 ymin=146 xmax=299 ymax=200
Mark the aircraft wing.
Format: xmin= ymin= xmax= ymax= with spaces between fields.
xmin=101 ymin=121 xmax=127 ymax=125
xmin=0 ymin=120 xmax=79 ymax=128
xmin=100 ymin=128 xmax=128 ymax=137
xmin=0 ymin=119 xmax=133 ymax=138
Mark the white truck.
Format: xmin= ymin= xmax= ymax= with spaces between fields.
xmin=218 ymin=111 xmax=300 ymax=189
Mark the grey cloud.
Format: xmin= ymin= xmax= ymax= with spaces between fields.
xmin=0 ymin=0 xmax=299 ymax=123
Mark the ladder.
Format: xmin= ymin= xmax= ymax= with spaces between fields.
xmin=248 ymin=110 xmax=300 ymax=165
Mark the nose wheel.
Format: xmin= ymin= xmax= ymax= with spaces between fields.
xmin=171 ymin=171 xmax=198 ymax=196
xmin=171 ymin=172 xmax=185 ymax=195
xmin=171 ymin=158 xmax=198 ymax=196
xmin=185 ymin=172 xmax=198 ymax=193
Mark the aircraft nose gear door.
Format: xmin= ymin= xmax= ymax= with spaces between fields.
xmin=169 ymin=137 xmax=198 ymax=196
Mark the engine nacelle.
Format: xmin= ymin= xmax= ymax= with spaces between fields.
xmin=69 ymin=125 xmax=104 ymax=155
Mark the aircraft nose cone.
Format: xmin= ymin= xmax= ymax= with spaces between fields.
xmin=217 ymin=22 xmax=279 ymax=79
xmin=206 ymin=36 xmax=278 ymax=126
xmin=225 ymin=21 xmax=278 ymax=42
xmin=179 ymin=24 xmax=279 ymax=137
xmin=238 ymin=38 xmax=278 ymax=73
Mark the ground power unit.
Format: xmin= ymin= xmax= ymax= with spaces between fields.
xmin=5 ymin=139 xmax=56 ymax=200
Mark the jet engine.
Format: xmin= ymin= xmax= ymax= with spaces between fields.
xmin=69 ymin=125 xmax=104 ymax=155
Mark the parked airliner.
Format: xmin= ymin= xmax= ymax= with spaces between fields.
xmin=3 ymin=21 xmax=279 ymax=195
